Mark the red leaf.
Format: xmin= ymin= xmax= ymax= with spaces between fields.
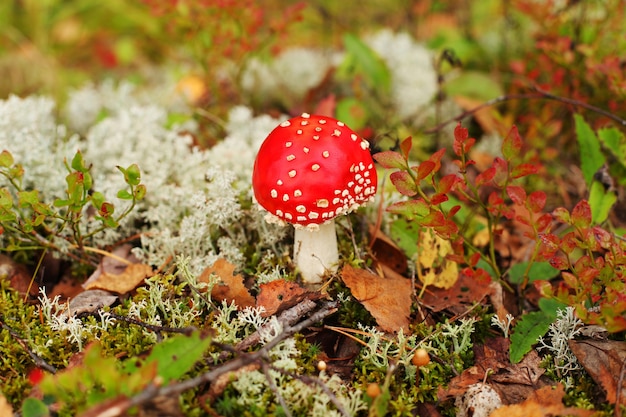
xmin=373 ymin=151 xmax=406 ymax=169
xmin=390 ymin=171 xmax=418 ymax=196
xmin=511 ymin=163 xmax=539 ymax=179
xmin=415 ymin=161 xmax=435 ymax=181
xmin=502 ymin=125 xmax=522 ymax=160
xmin=428 ymin=148 xmax=446 ymax=173
xmin=438 ymin=174 xmax=459 ymax=194
xmin=453 ymin=123 xmax=468 ymax=156
xmin=492 ymin=157 xmax=508 ymax=187
xmin=539 ymin=233 xmax=561 ymax=258
xmin=430 ymin=193 xmax=449 ymax=205
xmin=386 ymin=199 xmax=430 ymax=219
xmin=592 ymin=226 xmax=613 ymax=249
xmin=448 ymin=205 xmax=461 ymax=217
xmin=528 ymin=191 xmax=547 ymax=213
xmin=475 ymin=166 xmax=495 ymax=187
xmin=572 ymin=200 xmax=592 ymax=229
xmin=400 ymin=136 xmax=413 ymax=159
xmin=506 ymin=185 xmax=526 ymax=205
xmin=536 ymin=213 xmax=553 ymax=233
xmin=468 ymin=252 xmax=481 ymax=267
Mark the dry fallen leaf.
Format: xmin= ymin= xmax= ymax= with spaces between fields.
xmin=417 ymin=227 xmax=458 ymax=291
xmin=256 ymin=279 xmax=320 ymax=317
xmin=341 ymin=264 xmax=412 ymax=333
xmin=65 ymin=289 xmax=119 ymax=316
xmin=421 ymin=273 xmax=492 ymax=314
xmin=84 ymin=263 xmax=154 ymax=294
xmin=199 ymin=258 xmax=255 ymax=309
xmin=489 ymin=384 xmax=595 ymax=417
xmin=369 ymin=225 xmax=408 ymax=276
xmin=569 ymin=339 xmax=626 ymax=405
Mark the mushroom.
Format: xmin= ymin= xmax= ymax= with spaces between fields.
xmin=252 ymin=113 xmax=378 ymax=284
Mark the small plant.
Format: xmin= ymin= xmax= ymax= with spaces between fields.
xmin=0 ymin=149 xmax=145 ymax=264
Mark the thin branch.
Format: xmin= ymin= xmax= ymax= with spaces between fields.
xmin=0 ymin=316 xmax=57 ymax=374
xmin=425 ymin=89 xmax=626 ymax=134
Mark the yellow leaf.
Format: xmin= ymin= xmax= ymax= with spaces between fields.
xmin=417 ymin=227 xmax=458 ymax=290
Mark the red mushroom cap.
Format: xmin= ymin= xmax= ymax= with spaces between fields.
xmin=252 ymin=113 xmax=377 ymax=229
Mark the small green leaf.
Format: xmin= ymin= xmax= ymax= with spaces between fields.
xmin=0 ymin=150 xmax=14 ymax=168
xmin=119 ymin=164 xmax=141 ymax=186
xmin=18 ymin=190 xmax=40 ymax=207
xmin=134 ymin=184 xmax=147 ymax=200
xmin=508 ymin=261 xmax=560 ymax=285
xmin=91 ymin=191 xmax=105 ymax=209
xmin=574 ymin=114 xmax=605 ymax=186
xmin=386 ymin=199 xmax=430 ymax=219
xmin=390 ymin=171 xmax=418 ymax=196
xmin=70 ymin=151 xmax=86 ymax=172
xmin=589 ymin=180 xmax=617 ymax=224
xmin=390 ymin=219 xmax=420 ymax=258
xmin=126 ymin=332 xmax=212 ymax=384
xmin=21 ymin=397 xmax=50 ymax=417
xmin=117 ymin=189 xmax=133 ymax=200
xmin=509 ymin=311 xmax=551 ymax=363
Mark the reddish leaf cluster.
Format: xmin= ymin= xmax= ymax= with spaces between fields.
xmin=536 ymin=200 xmax=626 ymax=332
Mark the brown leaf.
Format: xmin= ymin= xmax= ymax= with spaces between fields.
xmin=489 ymin=384 xmax=595 ymax=417
xmin=421 ymin=273 xmax=491 ymax=314
xmin=569 ymin=339 xmax=626 ymax=405
xmin=199 ymin=258 xmax=255 ymax=309
xmin=369 ymin=225 xmax=408 ymax=276
xmin=65 ymin=290 xmax=119 ymax=316
xmin=84 ymin=263 xmax=153 ymax=294
xmin=256 ymin=279 xmax=320 ymax=317
xmin=341 ymin=264 xmax=412 ymax=333
xmin=0 ymin=254 xmax=35 ymax=297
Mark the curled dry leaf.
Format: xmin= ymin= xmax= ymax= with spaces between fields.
xmin=84 ymin=263 xmax=154 ymax=294
xmin=199 ymin=258 xmax=255 ymax=309
xmin=256 ymin=279 xmax=321 ymax=317
xmin=569 ymin=339 xmax=626 ymax=405
xmin=341 ymin=264 xmax=412 ymax=333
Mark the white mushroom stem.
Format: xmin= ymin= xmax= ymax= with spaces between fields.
xmin=293 ymin=220 xmax=339 ymax=284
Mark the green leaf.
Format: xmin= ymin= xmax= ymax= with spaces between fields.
xmin=509 ymin=298 xmax=566 ymax=363
xmin=0 ymin=150 xmax=14 ymax=168
xmin=21 ymin=398 xmax=50 ymax=417
xmin=386 ymin=199 xmax=430 ymax=219
xmin=390 ymin=219 xmax=420 ymax=258
xmin=598 ymin=126 xmax=626 ymax=166
xmin=589 ymin=180 xmax=617 ymax=224
xmin=119 ymin=164 xmax=141 ymax=186
xmin=509 ymin=311 xmax=552 ymax=363
xmin=70 ymin=151 xmax=86 ymax=172
xmin=117 ymin=189 xmax=133 ymax=200
xmin=508 ymin=261 xmax=560 ymax=285
xmin=574 ymin=114 xmax=605 ymax=186
xmin=126 ymin=332 xmax=212 ymax=384
xmin=133 ymin=184 xmax=147 ymax=200
xmin=342 ymin=33 xmax=391 ymax=93
xmin=18 ymin=190 xmax=40 ymax=207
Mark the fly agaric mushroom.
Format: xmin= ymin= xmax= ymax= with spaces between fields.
xmin=252 ymin=113 xmax=377 ymax=284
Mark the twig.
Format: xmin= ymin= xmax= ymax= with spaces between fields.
xmin=262 ymin=359 xmax=293 ymax=417
xmin=425 ymin=89 xmax=626 ymax=134
xmin=121 ymin=300 xmax=340 ymax=410
xmin=103 ymin=310 xmax=197 ymax=341
xmin=0 ymin=316 xmax=57 ymax=374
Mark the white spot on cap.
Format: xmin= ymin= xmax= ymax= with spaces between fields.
xmin=316 ymin=199 xmax=329 ymax=208
xmin=315 ymin=127 xmax=322 ymax=132
xmin=286 ymin=154 xmax=295 ymax=161
xmin=319 ymin=119 xmax=327 ymax=124
xmin=351 ymin=133 xmax=358 ymax=141
xmin=280 ymin=121 xmax=291 ymax=127
xmin=297 ymin=215 xmax=307 ymax=222
xmin=283 ymin=194 xmax=289 ymax=201
xmin=277 ymin=179 xmax=284 ymax=185
xmin=294 ymin=189 xmax=302 ymax=197
xmin=296 ymin=205 xmax=306 ymax=213
xmin=297 ymin=129 xmax=303 ymax=135
xmin=337 ymin=121 xmax=345 ymax=127
xmin=312 ymin=164 xmax=320 ymax=171
xmin=276 ymin=209 xmax=283 ymax=216
xmin=360 ymin=141 xmax=368 ymax=150
xmin=322 ymin=151 xmax=329 ymax=158
xmin=285 ymin=213 xmax=293 ymax=220
xmin=285 ymin=142 xmax=293 ymax=148
xmin=313 ymin=135 xmax=320 ymax=140
xmin=270 ymin=189 xmax=278 ymax=198
xmin=332 ymin=197 xmax=340 ymax=205
xmin=289 ymin=170 xmax=296 ymax=178
xmin=303 ymin=147 xmax=310 ymax=153
xmin=301 ymin=120 xmax=308 ymax=126
xmin=302 ymin=113 xmax=310 ymax=118
xmin=332 ymin=129 xmax=341 ymax=137
xmin=354 ymin=185 xmax=363 ymax=194
xmin=309 ymin=212 xmax=319 ymax=219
